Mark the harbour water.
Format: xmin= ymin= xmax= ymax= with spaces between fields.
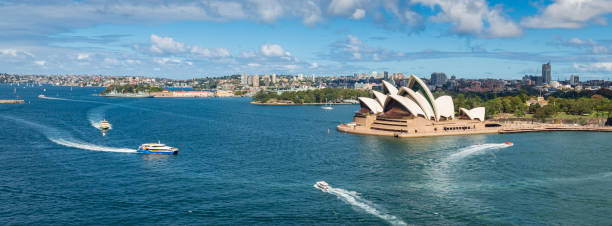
xmin=1 ymin=85 xmax=611 ymax=225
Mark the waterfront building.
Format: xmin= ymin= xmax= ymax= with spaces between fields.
xmin=542 ymin=62 xmax=551 ymax=84
xmin=338 ymin=75 xmax=489 ymax=138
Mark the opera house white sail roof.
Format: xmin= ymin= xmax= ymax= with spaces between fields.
xmin=358 ymin=75 xmax=485 ymax=122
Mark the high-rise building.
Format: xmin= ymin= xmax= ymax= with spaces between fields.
xmin=311 ymin=74 xmax=315 ymax=82
xmin=271 ymin=73 xmax=277 ymax=84
xmin=383 ymin=71 xmax=389 ymax=80
xmin=252 ymin=75 xmax=259 ymax=88
xmin=430 ymin=72 xmax=448 ymax=87
xmin=542 ymin=62 xmax=551 ymax=84
xmin=241 ymin=73 xmax=247 ymax=85
xmin=570 ymin=75 xmax=579 ymax=86
xmin=298 ymin=73 xmax=303 ymax=81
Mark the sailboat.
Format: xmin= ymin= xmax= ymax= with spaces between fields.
xmin=321 ymin=98 xmax=333 ymax=110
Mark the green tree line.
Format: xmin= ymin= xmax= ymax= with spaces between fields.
xmin=253 ymin=88 xmax=371 ymax=104
xmin=101 ymin=84 xmax=164 ymax=95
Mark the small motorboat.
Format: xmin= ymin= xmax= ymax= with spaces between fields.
xmin=99 ymin=120 xmax=112 ymax=130
xmin=137 ymin=141 xmax=178 ymax=155
xmin=504 ymin=142 xmax=513 ymax=146
xmin=314 ymin=181 xmax=330 ymax=191
xmin=38 ymin=94 xmax=45 ymax=98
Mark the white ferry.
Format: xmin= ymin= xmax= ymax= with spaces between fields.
xmin=137 ymin=142 xmax=178 ymax=155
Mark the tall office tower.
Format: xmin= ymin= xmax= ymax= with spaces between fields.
xmin=430 ymin=72 xmax=448 ymax=87
xmin=542 ymin=62 xmax=551 ymax=84
xmin=272 ymin=73 xmax=276 ymax=84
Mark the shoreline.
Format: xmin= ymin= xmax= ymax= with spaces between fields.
xmin=337 ymin=122 xmax=612 ymax=138
xmin=250 ymin=101 xmax=356 ymax=105
xmin=0 ymin=100 xmax=25 ymax=104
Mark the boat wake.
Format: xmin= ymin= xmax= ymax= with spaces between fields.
xmin=49 ymin=137 xmax=135 ymax=153
xmin=314 ymin=182 xmax=407 ymax=226
xmin=39 ymin=95 xmax=101 ymax=104
xmin=87 ymin=105 xmax=116 ymax=130
xmin=447 ymin=143 xmax=512 ymax=161
xmin=0 ymin=115 xmax=136 ymax=153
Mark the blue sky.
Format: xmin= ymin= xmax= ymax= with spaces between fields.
xmin=1 ymin=0 xmax=612 ymax=80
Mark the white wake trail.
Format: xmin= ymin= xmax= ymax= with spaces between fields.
xmin=49 ymin=138 xmax=135 ymax=153
xmin=447 ymin=143 xmax=512 ymax=161
xmin=0 ymin=115 xmax=136 ymax=153
xmin=315 ymin=183 xmax=407 ymax=226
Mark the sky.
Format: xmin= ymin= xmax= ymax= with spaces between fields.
xmin=1 ymin=0 xmax=612 ymax=80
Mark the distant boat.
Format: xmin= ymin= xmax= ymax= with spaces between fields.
xmin=38 ymin=94 xmax=45 ymax=98
xmin=99 ymin=120 xmax=112 ymax=130
xmin=321 ymin=99 xmax=333 ymax=110
xmin=137 ymin=141 xmax=178 ymax=155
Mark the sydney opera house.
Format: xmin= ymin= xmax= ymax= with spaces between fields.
xmin=337 ymin=75 xmax=499 ymax=137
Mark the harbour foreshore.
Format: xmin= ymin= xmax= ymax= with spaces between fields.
xmin=337 ymin=121 xmax=612 ymax=138
xmin=0 ymin=100 xmax=24 ymax=104
xmin=250 ymin=101 xmax=356 ymax=105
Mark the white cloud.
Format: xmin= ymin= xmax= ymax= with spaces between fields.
xmin=34 ymin=60 xmax=46 ymax=66
xmin=150 ymin=34 xmax=186 ymax=54
xmin=190 ymin=46 xmax=231 ymax=58
xmin=284 ymin=64 xmax=299 ymax=70
xmin=77 ymin=53 xmax=89 ymax=60
xmin=309 ymin=62 xmax=319 ymax=68
xmin=241 ymin=51 xmax=257 ymax=58
xmin=412 ymin=0 xmax=522 ymax=37
xmin=328 ymin=0 xmax=361 ymax=15
xmin=560 ymin=37 xmax=609 ymax=54
xmin=251 ymin=0 xmax=284 ymax=23
xmin=574 ymin=62 xmax=612 ymax=72
xmin=153 ymin=57 xmax=182 ymax=65
xmin=247 ymin=63 xmax=261 ymax=67
xmin=522 ymin=0 xmax=612 ymax=29
xmin=1 ymin=49 xmax=33 ymax=57
xmin=351 ymin=8 xmax=366 ymax=19
xmin=148 ymin=34 xmax=231 ymax=58
xmin=261 ymin=43 xmax=290 ymax=57
xmin=103 ymin=58 xmax=121 ymax=65
xmin=125 ymin=59 xmax=141 ymax=64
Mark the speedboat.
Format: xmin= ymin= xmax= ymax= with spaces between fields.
xmin=314 ymin=181 xmax=330 ymax=190
xmin=504 ymin=142 xmax=513 ymax=146
xmin=99 ymin=120 xmax=111 ymax=130
xmin=137 ymin=142 xmax=178 ymax=155
xmin=38 ymin=94 xmax=45 ymax=98
xmin=321 ymin=106 xmax=333 ymax=110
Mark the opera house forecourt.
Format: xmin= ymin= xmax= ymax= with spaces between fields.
xmin=337 ymin=75 xmax=612 ymax=138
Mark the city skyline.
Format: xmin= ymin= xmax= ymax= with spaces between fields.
xmin=1 ymin=1 xmax=612 ymax=80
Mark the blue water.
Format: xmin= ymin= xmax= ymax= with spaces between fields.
xmin=1 ymin=85 xmax=611 ymax=225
